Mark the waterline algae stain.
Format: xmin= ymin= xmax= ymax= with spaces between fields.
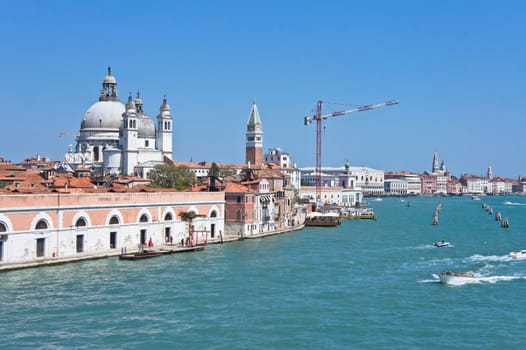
xmin=1 ymin=196 xmax=526 ymax=349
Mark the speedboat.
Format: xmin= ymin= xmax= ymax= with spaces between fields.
xmin=438 ymin=271 xmax=475 ymax=284
xmin=434 ymin=240 xmax=450 ymax=248
xmin=509 ymin=249 xmax=526 ymax=260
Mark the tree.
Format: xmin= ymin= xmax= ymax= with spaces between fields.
xmin=149 ymin=164 xmax=196 ymax=190
xmin=209 ymin=162 xmax=220 ymax=178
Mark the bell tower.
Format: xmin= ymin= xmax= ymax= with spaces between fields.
xmin=156 ymin=97 xmax=173 ymax=159
xmin=122 ymin=94 xmax=139 ymax=175
xmin=245 ymin=99 xmax=263 ymax=167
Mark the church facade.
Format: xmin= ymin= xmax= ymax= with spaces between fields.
xmin=62 ymin=68 xmax=173 ymax=178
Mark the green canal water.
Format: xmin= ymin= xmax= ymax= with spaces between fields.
xmin=1 ymin=196 xmax=525 ymax=349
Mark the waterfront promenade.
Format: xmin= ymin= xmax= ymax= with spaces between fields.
xmin=0 ymin=224 xmax=305 ymax=272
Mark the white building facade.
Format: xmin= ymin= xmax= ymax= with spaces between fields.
xmin=0 ymin=191 xmax=224 ymax=267
xmin=300 ymin=165 xmax=384 ymax=196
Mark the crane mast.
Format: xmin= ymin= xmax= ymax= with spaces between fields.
xmin=304 ymin=99 xmax=399 ymax=208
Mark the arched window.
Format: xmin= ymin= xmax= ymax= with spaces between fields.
xmin=140 ymin=214 xmax=149 ymax=222
xmin=109 ymin=216 xmax=120 ymax=225
xmin=0 ymin=222 xmax=6 ymax=232
xmin=210 ymin=210 xmax=217 ymax=218
xmin=235 ymin=210 xmax=241 ymax=221
xmin=75 ymin=218 xmax=87 ymax=227
xmin=164 ymin=213 xmax=173 ymax=221
xmin=93 ymin=146 xmax=99 ymax=162
xmin=35 ymin=220 xmax=48 ymax=230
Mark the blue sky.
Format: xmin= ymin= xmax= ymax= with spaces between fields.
xmin=0 ymin=0 xmax=524 ymax=178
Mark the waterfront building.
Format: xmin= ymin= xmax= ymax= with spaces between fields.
xmin=300 ymin=163 xmax=381 ymax=196
xmin=384 ymin=179 xmax=407 ymax=196
xmin=459 ymin=174 xmax=486 ymax=194
xmin=0 ymin=189 xmax=224 ymax=266
xmin=299 ymin=186 xmax=363 ymax=207
xmin=384 ymin=171 xmax=422 ymax=196
xmin=420 ymin=173 xmax=436 ymax=195
xmin=489 ymin=176 xmax=514 ymax=195
xmin=447 ymin=177 xmax=462 ymax=195
xmin=62 ymin=68 xmax=173 ymax=178
xmin=512 ymin=176 xmax=526 ymax=194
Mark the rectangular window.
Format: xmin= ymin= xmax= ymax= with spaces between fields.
xmin=0 ymin=240 xmax=3 ymax=261
xmin=145 ymin=140 xmax=149 ymax=147
xmin=76 ymin=235 xmax=84 ymax=253
xmin=210 ymin=223 xmax=215 ymax=238
xmin=110 ymin=232 xmax=117 ymax=249
xmin=36 ymin=238 xmax=45 ymax=257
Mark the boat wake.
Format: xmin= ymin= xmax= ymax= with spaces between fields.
xmin=466 ymin=254 xmax=514 ymax=263
xmin=504 ymin=201 xmax=526 ymax=206
xmin=422 ymin=273 xmax=525 ymax=286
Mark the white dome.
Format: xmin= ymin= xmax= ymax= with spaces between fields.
xmin=138 ymin=115 xmax=156 ymax=138
xmin=81 ymin=101 xmax=125 ymax=130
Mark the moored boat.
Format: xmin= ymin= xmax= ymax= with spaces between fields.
xmin=119 ymin=251 xmax=163 ymax=260
xmin=438 ymin=270 xmax=475 ymax=283
xmin=305 ymin=212 xmax=341 ymax=227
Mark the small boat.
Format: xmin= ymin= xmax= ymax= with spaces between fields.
xmin=434 ymin=240 xmax=450 ymax=248
xmin=471 ymin=195 xmax=480 ymax=201
xmin=358 ymin=208 xmax=376 ymax=220
xmin=509 ymin=249 xmax=526 ymax=260
xmin=119 ymin=251 xmax=163 ymax=260
xmin=438 ymin=271 xmax=475 ymax=284
xmin=305 ymin=212 xmax=341 ymax=227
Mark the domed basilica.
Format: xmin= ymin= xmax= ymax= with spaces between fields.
xmin=62 ymin=67 xmax=173 ymax=177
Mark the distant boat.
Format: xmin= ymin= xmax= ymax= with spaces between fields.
xmin=305 ymin=212 xmax=341 ymax=227
xmin=374 ymin=198 xmax=383 ymax=202
xmin=434 ymin=240 xmax=450 ymax=248
xmin=509 ymin=249 xmax=526 ymax=260
xmin=438 ymin=271 xmax=475 ymax=284
xmin=471 ymin=195 xmax=480 ymax=201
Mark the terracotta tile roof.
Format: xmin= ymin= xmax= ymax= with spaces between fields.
xmin=224 ymin=182 xmax=251 ymax=193
xmin=0 ymin=163 xmax=26 ymax=172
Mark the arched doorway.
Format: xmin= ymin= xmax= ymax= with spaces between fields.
xmin=164 ymin=212 xmax=173 ymax=244
xmin=139 ymin=214 xmax=149 ymax=245
xmin=35 ymin=219 xmax=48 ymax=257
xmin=109 ymin=215 xmax=119 ymax=249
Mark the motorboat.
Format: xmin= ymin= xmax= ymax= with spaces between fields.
xmin=434 ymin=240 xmax=450 ymax=248
xmin=358 ymin=208 xmax=376 ymax=220
xmin=438 ymin=271 xmax=475 ymax=284
xmin=509 ymin=249 xmax=526 ymax=260
xmin=305 ymin=212 xmax=341 ymax=227
xmin=471 ymin=195 xmax=480 ymax=201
